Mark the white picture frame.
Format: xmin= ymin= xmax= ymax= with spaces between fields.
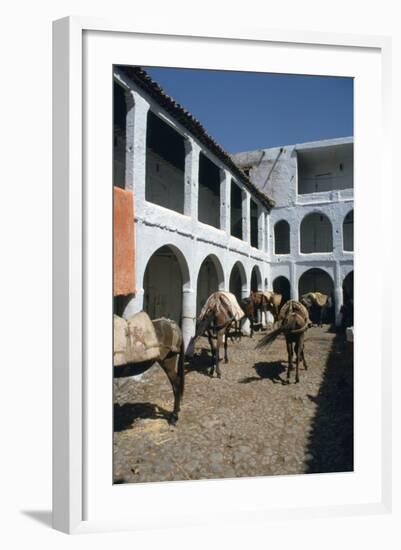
xmin=52 ymin=16 xmax=392 ymax=534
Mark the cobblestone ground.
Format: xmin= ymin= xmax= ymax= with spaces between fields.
xmin=113 ymin=326 xmax=353 ymax=484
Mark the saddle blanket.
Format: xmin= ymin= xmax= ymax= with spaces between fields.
xmin=305 ymin=292 xmax=328 ymax=307
xmin=113 ymin=311 xmax=159 ymax=367
xmin=279 ymin=300 xmax=310 ymax=324
xmin=199 ymin=291 xmax=244 ymax=322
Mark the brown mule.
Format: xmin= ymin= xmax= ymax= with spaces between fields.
xmin=114 ymin=315 xmax=185 ymax=425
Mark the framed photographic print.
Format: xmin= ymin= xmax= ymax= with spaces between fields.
xmin=52 ymin=17 xmax=392 ymax=534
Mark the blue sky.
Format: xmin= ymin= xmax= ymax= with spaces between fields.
xmin=144 ymin=67 xmax=353 ymax=153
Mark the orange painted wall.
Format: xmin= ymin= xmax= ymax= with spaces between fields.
xmin=113 ymin=187 xmax=135 ymax=296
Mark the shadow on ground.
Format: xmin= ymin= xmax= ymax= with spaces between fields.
xmin=305 ymin=333 xmax=354 ymax=473
xmin=186 ymin=348 xmax=214 ymax=376
xmin=239 ymin=361 xmax=287 ymax=384
xmin=114 ymin=402 xmax=171 ymax=431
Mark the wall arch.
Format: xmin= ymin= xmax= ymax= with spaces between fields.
xmin=196 ymin=254 xmax=225 ymax=315
xmin=300 ymin=212 xmax=333 ymax=253
xmin=273 ymin=276 xmax=291 ymax=304
xmin=250 ymin=265 xmax=262 ymax=292
xmin=343 ymin=209 xmax=354 ymax=251
xmin=143 ymin=244 xmax=190 ymax=324
xmin=274 ymin=220 xmax=290 ymax=254
xmin=229 ymin=261 xmax=247 ymax=303
xmin=298 ymin=268 xmax=334 ymax=322
xmin=343 ymin=270 xmax=354 ymax=302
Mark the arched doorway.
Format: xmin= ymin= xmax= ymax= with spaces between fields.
xmin=143 ymin=245 xmax=189 ymax=325
xmin=342 ymin=271 xmax=354 ymax=328
xmin=343 ymin=271 xmax=354 ymax=302
xmin=300 ymin=212 xmax=333 ymax=253
xmin=196 ymin=255 xmax=224 ymax=315
xmin=250 ymin=265 xmax=262 ymax=292
xmin=229 ymin=261 xmax=247 ymax=303
xmin=273 ymin=276 xmax=291 ymax=304
xmin=343 ymin=210 xmax=354 ymax=251
xmin=274 ymin=220 xmax=290 ymax=255
xmin=298 ymin=268 xmax=335 ymax=323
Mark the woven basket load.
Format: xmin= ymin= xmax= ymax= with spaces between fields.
xmin=113 ymin=314 xmax=128 ymax=367
xmin=278 ymin=300 xmax=310 ymax=324
xmin=199 ymin=291 xmax=244 ymax=322
xmin=113 ymin=311 xmax=160 ymax=367
xmin=152 ymin=318 xmax=182 ymax=360
xmin=304 ymin=292 xmax=328 ymax=307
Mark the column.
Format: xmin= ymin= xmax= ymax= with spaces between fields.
xmin=220 ymin=170 xmax=231 ymax=234
xmin=184 ymin=138 xmax=201 ymax=219
xmin=264 ymin=212 xmax=269 ymax=253
xmin=242 ymin=190 xmax=251 ymax=244
xmin=241 ymin=281 xmax=251 ymax=335
xmin=125 ymin=90 xmax=150 ymax=208
xmin=182 ymin=288 xmax=197 ymax=350
xmin=334 ymin=262 xmax=343 ymax=326
xmin=290 ymin=262 xmax=297 ymax=299
xmin=290 ymin=209 xmax=300 ymax=257
xmin=258 ymin=206 xmax=265 ymax=252
xmin=122 ymin=91 xmax=149 ymax=320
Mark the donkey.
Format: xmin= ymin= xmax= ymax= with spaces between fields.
xmin=186 ymin=292 xmax=244 ymax=378
xmin=300 ymin=292 xmax=332 ymax=327
xmin=114 ymin=316 xmax=185 ymax=425
xmin=256 ymin=300 xmax=311 ymax=384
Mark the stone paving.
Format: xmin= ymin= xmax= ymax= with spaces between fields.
xmin=113 ymin=326 xmax=353 ymax=484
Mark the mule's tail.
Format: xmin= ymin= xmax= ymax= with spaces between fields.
xmin=178 ymin=338 xmax=185 ymax=398
xmin=256 ymin=318 xmax=309 ymax=349
xmin=255 ymin=325 xmax=284 ymax=349
xmin=185 ymin=313 xmax=213 ymax=358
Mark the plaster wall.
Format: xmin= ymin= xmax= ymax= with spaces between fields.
xmin=145 ymin=149 xmax=184 ymax=213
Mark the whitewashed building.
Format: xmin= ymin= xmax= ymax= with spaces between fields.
xmin=113 ymin=66 xmax=353 ymax=346
xmin=232 ymin=138 xmax=354 ymax=325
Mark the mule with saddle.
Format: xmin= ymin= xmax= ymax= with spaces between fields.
xmin=300 ymin=292 xmax=332 ymax=327
xmin=257 ymin=300 xmax=312 ymax=384
xmin=186 ymin=291 xmax=244 ymax=378
xmin=113 ymin=311 xmax=185 ymax=425
xmin=239 ymin=291 xmax=282 ymax=338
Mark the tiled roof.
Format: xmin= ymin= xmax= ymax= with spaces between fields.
xmin=116 ymin=66 xmax=275 ymax=210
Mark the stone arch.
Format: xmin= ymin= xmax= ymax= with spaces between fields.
xmin=343 ymin=209 xmax=354 ymax=251
xmin=343 ymin=270 xmax=354 ymax=302
xmin=298 ymin=268 xmax=335 ymax=322
xmin=274 ymin=220 xmax=290 ymax=255
xmin=273 ymin=276 xmax=291 ymax=304
xmin=143 ymin=244 xmax=190 ymax=325
xmin=229 ymin=261 xmax=247 ymax=303
xmin=250 ymin=265 xmax=262 ymax=292
xmin=300 ymin=212 xmax=333 ymax=253
xmin=196 ymin=254 xmax=225 ymax=315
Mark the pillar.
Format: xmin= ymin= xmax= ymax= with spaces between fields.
xmin=290 ymin=262 xmax=298 ymax=299
xmin=334 ymin=262 xmax=343 ymax=326
xmin=241 ymin=282 xmax=251 ymax=335
xmin=221 ymin=170 xmax=231 ymax=234
xmin=125 ymin=90 xmax=150 ymax=207
xmin=242 ymin=190 xmax=250 ymax=244
xmin=122 ymin=91 xmax=149 ymax=320
xmin=258 ymin=205 xmax=265 ymax=252
xmin=184 ymin=138 xmax=201 ymax=220
xmin=182 ymin=288 xmax=197 ymax=350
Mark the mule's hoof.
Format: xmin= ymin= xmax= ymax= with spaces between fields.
xmin=217 ymin=373 xmax=222 ymax=379
xmin=224 ymin=359 xmax=228 ymax=364
xmin=169 ymin=414 xmax=178 ymax=426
